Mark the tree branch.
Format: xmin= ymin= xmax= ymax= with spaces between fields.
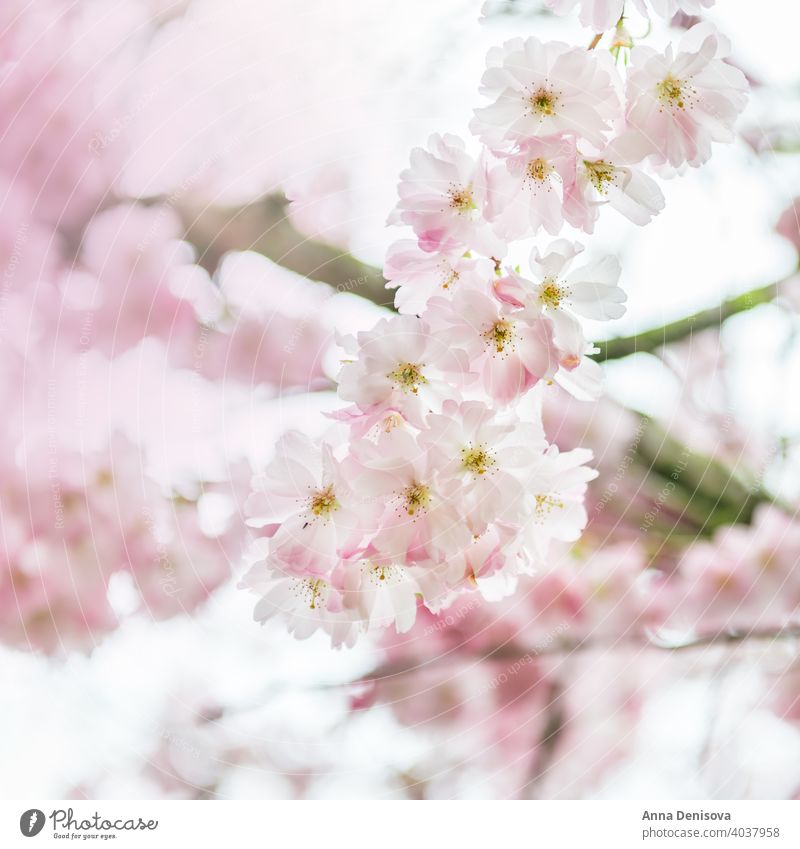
xmin=179 ymin=195 xmax=795 ymax=361
xmin=522 ymin=677 xmax=567 ymax=799
xmin=180 ymin=194 xmax=390 ymax=308
xmin=590 ymin=279 xmax=787 ymax=362
xmin=358 ymin=625 xmax=800 ymax=684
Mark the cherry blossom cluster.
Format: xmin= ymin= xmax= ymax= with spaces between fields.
xmin=0 ymin=430 xmax=242 ymax=654
xmin=243 ymin=6 xmax=748 ymax=646
xmin=0 ymin=0 xmax=337 ymax=654
xmin=545 ymin=0 xmax=715 ymax=33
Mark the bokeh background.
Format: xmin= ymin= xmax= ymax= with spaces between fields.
xmin=3 ymin=0 xmax=800 ymax=799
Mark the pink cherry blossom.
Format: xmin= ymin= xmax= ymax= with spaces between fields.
xmin=517 ymin=445 xmax=598 ymax=562
xmin=389 ymin=133 xmax=500 ymax=255
xmin=340 ymin=558 xmax=421 ymax=635
xmin=545 ymin=0 xmax=715 ymax=31
xmin=336 ymin=314 xmax=471 ymax=423
xmin=487 ymin=136 xmax=577 ymax=238
xmin=242 ymin=540 xmax=359 ymax=647
xmin=246 ymin=431 xmax=374 ymax=577
xmin=0 ymin=429 xmax=239 ymax=655
xmin=384 ymin=239 xmax=495 ymax=315
xmin=353 ymin=427 xmax=473 ymax=566
xmin=180 ymin=252 xmax=332 ymax=390
xmin=563 ymin=149 xmax=665 ymax=232
xmin=62 ymin=203 xmax=198 ymax=358
xmin=239 ymin=5 xmax=750 ymax=653
xmin=613 ymin=24 xmax=748 ymax=171
xmin=495 ymin=240 xmax=625 ymax=368
xmin=420 ymin=399 xmax=546 ymax=530
xmin=471 ymin=36 xmax=620 ymax=151
xmin=670 ymin=504 xmax=800 ymax=634
xmin=426 ymin=288 xmax=558 ymax=404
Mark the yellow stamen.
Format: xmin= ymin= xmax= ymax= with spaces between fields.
xmin=403 ymin=482 xmax=430 ymax=516
xmin=449 ymin=186 xmax=476 ymax=213
xmin=533 ymin=493 xmax=564 ymax=517
xmin=529 ymin=87 xmax=558 ymax=116
xmin=442 ymin=268 xmax=460 ymax=290
xmin=310 ymin=484 xmax=339 ymax=517
xmin=527 ymin=157 xmax=551 ymax=182
xmin=388 ymin=362 xmax=427 ymax=394
xmin=657 ymin=74 xmax=688 ymax=109
xmin=583 ymin=159 xmax=618 ymax=194
xmin=484 ymin=319 xmax=515 ymax=353
xmin=461 ymin=444 xmax=496 ymax=476
xmin=540 ymin=278 xmax=568 ymax=310
xmin=294 ymin=578 xmax=328 ymax=611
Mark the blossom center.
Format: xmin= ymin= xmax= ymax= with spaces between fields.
xmin=484 ymin=319 xmax=515 ymax=353
xmin=529 ymin=87 xmax=558 ymax=116
xmin=584 ymin=159 xmax=618 ymax=194
xmin=367 ymin=563 xmax=403 ymax=585
xmin=527 ymin=157 xmax=551 ymax=182
xmin=448 ymin=185 xmax=476 ymax=214
xmin=310 ymin=484 xmax=339 ymax=517
xmin=403 ymin=482 xmax=430 ymax=516
xmin=540 ymin=278 xmax=568 ymax=309
xmin=380 ymin=412 xmax=404 ymax=433
xmin=533 ymin=493 xmax=564 ymax=518
xmin=388 ymin=361 xmax=427 ymax=394
xmin=293 ymin=577 xmax=329 ymax=610
xmin=461 ymin=444 xmax=496 ymax=476
xmin=441 ymin=267 xmax=460 ymax=290
xmin=657 ymin=75 xmax=688 ymax=109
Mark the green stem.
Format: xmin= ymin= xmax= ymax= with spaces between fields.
xmin=179 ymin=193 xmax=390 ymax=308
xmin=591 ymin=279 xmax=786 ymax=362
xmin=178 ymin=194 xmax=793 ymax=361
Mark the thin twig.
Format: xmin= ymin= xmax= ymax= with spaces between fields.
xmin=355 ymin=625 xmax=800 ymax=685
xmin=591 ymin=278 xmax=788 ymax=361
xmin=177 ymin=195 xmax=795 ymax=361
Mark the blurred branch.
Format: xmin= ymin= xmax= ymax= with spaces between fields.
xmin=358 ymin=625 xmax=800 ymax=683
xmin=633 ymin=419 xmax=774 ymax=531
xmin=522 ymin=677 xmax=566 ymax=799
xmin=181 ymin=196 xmax=794 ymax=361
xmin=591 ymin=278 xmax=788 ymax=362
xmin=180 ymin=193 xmax=391 ymax=307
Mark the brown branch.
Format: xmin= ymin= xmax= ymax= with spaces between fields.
xmin=179 ymin=193 xmax=391 ymax=308
xmin=178 ymin=195 xmax=794 ymax=362
xmin=522 ymin=677 xmax=567 ymax=798
xmin=590 ymin=278 xmax=786 ymax=361
xmin=356 ymin=625 xmax=800 ymax=685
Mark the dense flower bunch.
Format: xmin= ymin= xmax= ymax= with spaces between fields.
xmin=243 ymin=6 xmax=748 ymax=645
xmin=545 ymin=0 xmax=715 ymax=32
xmin=0 ymin=0 xmax=335 ymax=654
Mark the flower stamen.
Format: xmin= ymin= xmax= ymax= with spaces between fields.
xmin=484 ymin=319 xmax=515 ymax=353
xmin=403 ymin=482 xmax=430 ymax=516
xmin=388 ymin=362 xmax=427 ymax=394
xmin=584 ymin=159 xmax=618 ymax=194
xmin=461 ymin=444 xmax=496 ymax=476
xmin=527 ymin=157 xmax=551 ymax=182
xmin=533 ymin=493 xmax=564 ymax=518
xmin=657 ymin=75 xmax=688 ymax=109
xmin=540 ymin=278 xmax=569 ymax=310
xmin=529 ymin=87 xmax=558 ymax=116
xmin=293 ymin=578 xmax=329 ymax=611
xmin=309 ymin=484 xmax=339 ymax=517
xmin=448 ymin=185 xmax=476 ymax=214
